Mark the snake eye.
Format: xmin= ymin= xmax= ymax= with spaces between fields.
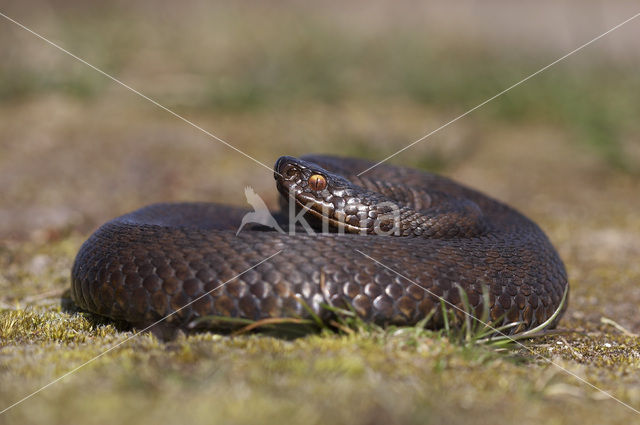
xmin=308 ymin=174 xmax=327 ymax=191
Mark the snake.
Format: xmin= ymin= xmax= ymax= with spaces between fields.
xmin=71 ymin=155 xmax=568 ymax=336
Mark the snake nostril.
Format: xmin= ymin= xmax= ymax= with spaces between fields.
xmin=274 ymin=157 xmax=285 ymax=179
xmin=274 ymin=156 xmax=300 ymax=180
xmin=281 ymin=165 xmax=300 ymax=181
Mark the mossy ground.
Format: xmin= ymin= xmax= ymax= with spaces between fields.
xmin=2 ymin=2 xmax=640 ymax=424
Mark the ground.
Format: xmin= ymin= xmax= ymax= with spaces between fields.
xmin=1 ymin=2 xmax=640 ymax=424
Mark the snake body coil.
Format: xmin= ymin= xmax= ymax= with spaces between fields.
xmin=71 ymin=155 xmax=568 ymax=334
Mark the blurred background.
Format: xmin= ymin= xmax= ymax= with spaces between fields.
xmin=1 ymin=0 xmax=639 ymax=240
xmin=1 ymin=1 xmax=640 ymax=423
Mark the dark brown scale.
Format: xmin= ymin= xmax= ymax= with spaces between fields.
xmin=71 ymin=155 xmax=568 ymax=334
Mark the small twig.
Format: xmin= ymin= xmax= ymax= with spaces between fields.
xmin=600 ymin=317 xmax=639 ymax=337
xmin=328 ymin=320 xmax=355 ymax=335
xmin=22 ymin=288 xmax=66 ymax=304
xmin=231 ymin=317 xmax=315 ymax=336
xmin=558 ymin=336 xmax=584 ymax=361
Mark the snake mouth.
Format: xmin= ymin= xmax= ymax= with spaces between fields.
xmin=291 ymin=196 xmax=366 ymax=234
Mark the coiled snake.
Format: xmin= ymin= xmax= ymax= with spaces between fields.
xmin=71 ymin=155 xmax=568 ymax=335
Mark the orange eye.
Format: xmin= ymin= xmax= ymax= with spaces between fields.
xmin=308 ymin=174 xmax=327 ymax=191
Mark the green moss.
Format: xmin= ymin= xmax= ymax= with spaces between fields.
xmin=0 ymin=226 xmax=638 ymax=425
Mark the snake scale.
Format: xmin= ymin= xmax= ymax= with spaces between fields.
xmin=71 ymin=155 xmax=568 ymax=335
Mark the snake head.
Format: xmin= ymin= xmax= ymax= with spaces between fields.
xmin=274 ymin=156 xmax=392 ymax=233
